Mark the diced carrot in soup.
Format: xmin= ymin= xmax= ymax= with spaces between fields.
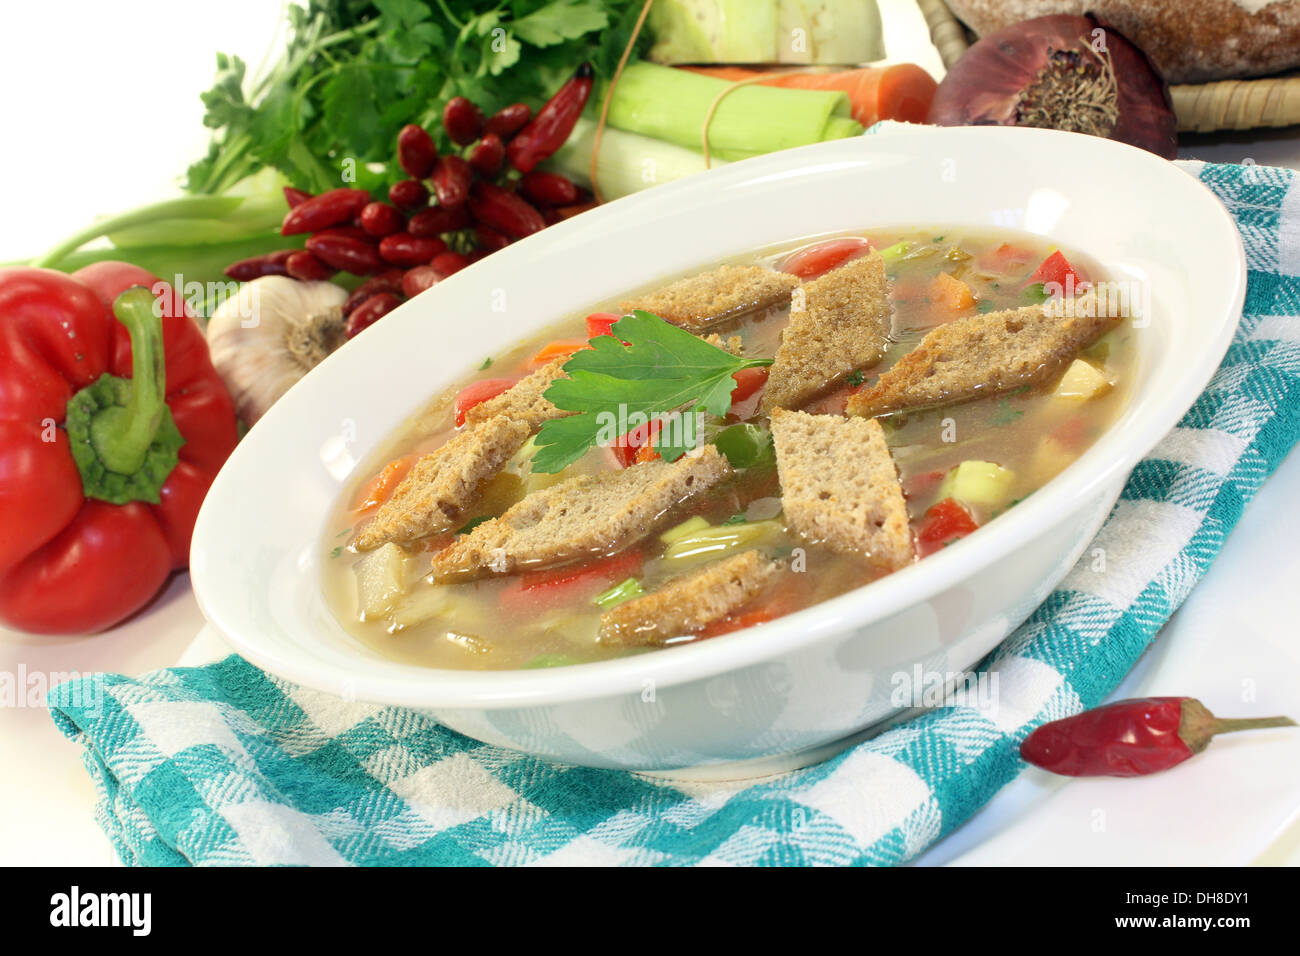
xmin=525 ymin=339 xmax=591 ymax=368
xmin=352 ymin=454 xmax=418 ymax=511
xmin=930 ymin=272 xmax=976 ymax=315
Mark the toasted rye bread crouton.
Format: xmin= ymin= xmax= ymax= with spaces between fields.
xmin=430 ymin=445 xmax=732 ymax=581
xmin=598 ymin=550 xmax=781 ymax=647
xmin=762 ymin=252 xmax=892 ymax=413
xmin=354 ymin=416 xmax=531 ymax=551
xmin=770 ymin=409 xmax=912 ymax=569
xmin=846 ymin=292 xmax=1121 ymax=418
xmin=462 ymin=357 xmax=573 ymax=431
xmin=619 ymin=265 xmax=800 ymax=331
xmin=702 ymin=332 xmax=744 ymax=355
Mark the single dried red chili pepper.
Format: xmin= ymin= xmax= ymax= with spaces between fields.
xmin=401 ymin=266 xmax=440 ymax=298
xmin=469 ymin=182 xmax=545 ymax=239
xmin=431 ymin=155 xmax=473 ymax=208
xmin=283 ymin=186 xmax=313 ymax=208
xmin=397 ymin=124 xmax=438 ymax=179
xmin=519 ymin=171 xmax=580 ymax=206
xmin=306 ymin=233 xmax=383 ymax=275
xmin=285 ymin=250 xmax=335 ymax=281
xmin=507 ymin=63 xmax=594 ymax=174
xmin=342 ymin=270 xmax=405 ymax=317
xmin=484 ymin=102 xmax=532 ymax=139
xmin=388 ymin=179 xmax=430 ymax=212
xmin=1020 ymin=697 xmax=1296 ymax=777
xmin=345 ymin=292 xmax=402 ymax=338
xmin=359 ymin=201 xmax=404 ymax=237
xmin=378 ymin=234 xmax=447 ymax=267
xmin=430 ymin=251 xmax=471 ymax=278
xmin=280 ymin=188 xmax=371 ymax=236
xmin=443 ymin=97 xmax=485 ymax=146
xmin=468 ymin=134 xmax=506 ymax=176
xmin=408 ymin=204 xmax=471 ymax=237
xmin=224 ymin=249 xmax=295 ymax=281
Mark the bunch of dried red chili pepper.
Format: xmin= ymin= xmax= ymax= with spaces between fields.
xmin=226 ymin=64 xmax=596 ymax=339
xmin=1020 ymin=697 xmax=1295 ymax=777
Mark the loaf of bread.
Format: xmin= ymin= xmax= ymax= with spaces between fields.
xmin=945 ymin=0 xmax=1300 ymax=83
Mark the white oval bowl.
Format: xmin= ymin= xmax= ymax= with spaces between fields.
xmin=191 ymin=127 xmax=1245 ymax=774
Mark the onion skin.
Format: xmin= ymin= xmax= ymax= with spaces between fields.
xmin=927 ymin=14 xmax=1177 ymax=160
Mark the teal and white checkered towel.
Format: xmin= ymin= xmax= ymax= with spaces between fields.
xmin=48 ymin=159 xmax=1300 ymax=866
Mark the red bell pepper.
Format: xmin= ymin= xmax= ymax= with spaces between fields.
xmin=612 ymin=418 xmax=663 ymax=468
xmin=779 ymin=237 xmax=871 ymax=280
xmin=1025 ymin=250 xmax=1088 ymax=293
xmin=453 ymin=377 xmax=518 ymax=427
xmin=0 ymin=263 xmax=238 ymax=634
xmin=915 ymin=498 xmax=979 ymax=557
xmin=585 ymin=312 xmax=623 ymax=339
xmin=498 ymin=549 xmax=644 ymax=613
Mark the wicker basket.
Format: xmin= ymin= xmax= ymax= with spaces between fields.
xmin=915 ymin=0 xmax=1300 ymax=132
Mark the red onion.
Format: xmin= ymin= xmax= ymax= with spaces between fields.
xmin=927 ymin=15 xmax=1177 ymax=159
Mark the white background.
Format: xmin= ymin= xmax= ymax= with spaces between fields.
xmin=2 ymin=0 xmax=1297 ymax=867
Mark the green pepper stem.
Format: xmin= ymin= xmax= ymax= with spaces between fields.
xmin=90 ymin=287 xmax=168 ymax=475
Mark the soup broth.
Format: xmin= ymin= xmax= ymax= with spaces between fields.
xmin=323 ymin=227 xmax=1134 ymax=669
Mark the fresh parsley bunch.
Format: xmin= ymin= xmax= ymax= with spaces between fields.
xmin=186 ymin=0 xmax=648 ymax=196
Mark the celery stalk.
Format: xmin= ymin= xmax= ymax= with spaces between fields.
xmin=606 ymin=63 xmax=862 ymax=159
xmin=546 ymin=118 xmax=728 ymax=200
xmin=593 ymin=577 xmax=645 ymax=609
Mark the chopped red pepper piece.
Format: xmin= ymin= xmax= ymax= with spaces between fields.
xmin=453 ymin=377 xmax=518 ymax=427
xmin=729 ymin=366 xmax=769 ymax=408
xmin=915 ymin=497 xmax=979 ymax=557
xmin=498 ymin=549 xmax=644 ymax=612
xmin=612 ymin=418 xmax=662 ymax=468
xmin=585 ymin=312 xmax=624 ymax=339
xmin=779 ymin=237 xmax=871 ymax=280
xmin=1026 ymin=250 xmax=1088 ymax=293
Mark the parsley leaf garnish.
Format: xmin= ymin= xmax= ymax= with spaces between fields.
xmin=989 ymin=398 xmax=1025 ymax=427
xmin=846 ymin=369 xmax=866 ymax=388
xmin=456 ymin=515 xmax=493 ymax=535
xmin=532 ymin=311 xmax=772 ymax=473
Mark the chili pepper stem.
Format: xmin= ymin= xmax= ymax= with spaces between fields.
xmin=90 ymin=287 xmax=169 ymax=475
xmin=1179 ymin=698 xmax=1296 ymax=755
xmin=1211 ymin=716 xmax=1297 ymax=733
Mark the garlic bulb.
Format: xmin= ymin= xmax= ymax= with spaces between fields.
xmin=205 ymin=276 xmax=348 ymax=426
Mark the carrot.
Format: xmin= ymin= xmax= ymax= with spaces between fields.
xmin=684 ymin=64 xmax=937 ymax=127
xmin=931 ymin=272 xmax=976 ymax=315
xmin=352 ymin=454 xmax=418 ymax=512
xmin=524 ymin=338 xmax=590 ymax=368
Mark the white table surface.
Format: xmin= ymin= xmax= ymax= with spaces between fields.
xmin=2 ymin=0 xmax=1298 ymax=867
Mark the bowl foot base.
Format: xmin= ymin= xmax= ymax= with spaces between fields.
xmin=635 ymin=724 xmax=888 ymax=782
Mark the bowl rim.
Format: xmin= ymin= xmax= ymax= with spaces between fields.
xmin=193 ymin=126 xmax=1247 ymax=709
